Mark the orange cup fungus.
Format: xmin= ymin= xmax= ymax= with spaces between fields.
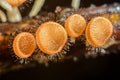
xmin=12 ymin=13 xmax=113 ymax=58
xmin=6 ymin=0 xmax=26 ymax=6
xmin=13 ymin=32 xmax=36 ymax=58
xmin=36 ymin=22 xmax=67 ymax=55
xmin=85 ymin=17 xmax=113 ymax=47
xmin=65 ymin=14 xmax=86 ymax=37
xmin=0 ymin=35 xmax=4 ymax=42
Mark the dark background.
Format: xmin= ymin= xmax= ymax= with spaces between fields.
xmin=42 ymin=0 xmax=120 ymax=11
xmin=1 ymin=0 xmax=120 ymax=80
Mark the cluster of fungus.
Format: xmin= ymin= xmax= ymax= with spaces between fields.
xmin=12 ymin=13 xmax=113 ymax=64
xmin=0 ymin=0 xmax=116 ymax=64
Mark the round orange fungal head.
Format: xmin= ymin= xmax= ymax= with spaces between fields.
xmin=0 ymin=35 xmax=4 ymax=42
xmin=36 ymin=22 xmax=67 ymax=55
xmin=6 ymin=0 xmax=26 ymax=6
xmin=65 ymin=14 xmax=86 ymax=37
xmin=86 ymin=17 xmax=113 ymax=47
xmin=13 ymin=32 xmax=36 ymax=58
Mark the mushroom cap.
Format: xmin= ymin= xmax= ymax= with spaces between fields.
xmin=13 ymin=32 xmax=36 ymax=58
xmin=86 ymin=17 xmax=113 ymax=47
xmin=36 ymin=22 xmax=67 ymax=54
xmin=6 ymin=0 xmax=26 ymax=6
xmin=65 ymin=14 xmax=86 ymax=37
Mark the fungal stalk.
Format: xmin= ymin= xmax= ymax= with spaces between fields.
xmin=7 ymin=7 xmax=22 ymax=22
xmin=0 ymin=0 xmax=22 ymax=22
xmin=0 ymin=10 xmax=7 ymax=22
xmin=0 ymin=0 xmax=13 ymax=12
xmin=29 ymin=0 xmax=45 ymax=17
xmin=71 ymin=0 xmax=81 ymax=9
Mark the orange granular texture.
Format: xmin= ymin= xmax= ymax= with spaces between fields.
xmin=36 ymin=22 xmax=67 ymax=54
xmin=86 ymin=17 xmax=113 ymax=47
xmin=0 ymin=35 xmax=4 ymax=42
xmin=6 ymin=0 xmax=26 ymax=6
xmin=65 ymin=14 xmax=86 ymax=37
xmin=13 ymin=32 xmax=36 ymax=58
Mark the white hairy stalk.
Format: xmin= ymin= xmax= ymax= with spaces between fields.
xmin=71 ymin=0 xmax=81 ymax=9
xmin=29 ymin=0 xmax=45 ymax=17
xmin=7 ymin=7 xmax=22 ymax=22
xmin=0 ymin=0 xmax=22 ymax=22
xmin=0 ymin=0 xmax=13 ymax=12
xmin=0 ymin=10 xmax=7 ymax=22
